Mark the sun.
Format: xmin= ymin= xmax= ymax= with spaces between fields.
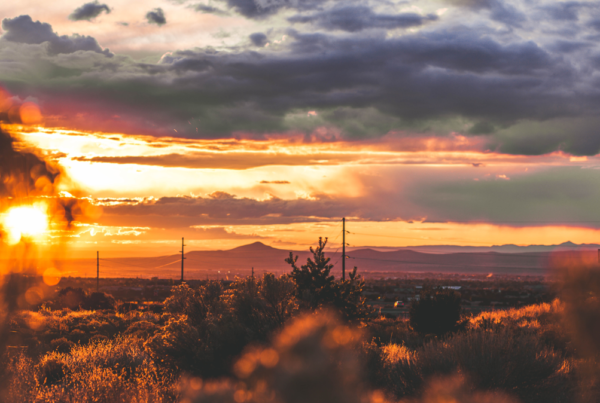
xmin=2 ymin=205 xmax=49 ymax=244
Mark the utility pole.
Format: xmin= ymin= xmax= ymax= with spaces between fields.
xmin=342 ymin=217 xmax=346 ymax=281
xmin=252 ymin=267 xmax=254 ymax=280
xmin=180 ymin=238 xmax=186 ymax=282
xmin=96 ymin=251 xmax=99 ymax=292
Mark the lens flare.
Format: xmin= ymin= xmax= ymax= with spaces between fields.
xmin=2 ymin=205 xmax=49 ymax=244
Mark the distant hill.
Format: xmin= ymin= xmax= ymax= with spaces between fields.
xmin=388 ymin=241 xmax=600 ymax=254
xmin=44 ymin=241 xmax=600 ymax=279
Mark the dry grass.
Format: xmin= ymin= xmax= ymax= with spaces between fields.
xmin=4 ymin=336 xmax=177 ymax=402
xmin=1 ymin=291 xmax=597 ymax=403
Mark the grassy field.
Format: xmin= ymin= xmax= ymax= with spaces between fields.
xmin=1 ymin=295 xmax=597 ymax=403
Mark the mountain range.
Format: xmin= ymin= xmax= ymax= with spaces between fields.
xmin=48 ymin=241 xmax=600 ymax=279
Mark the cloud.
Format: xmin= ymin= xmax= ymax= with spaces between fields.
xmin=410 ymin=166 xmax=600 ymax=224
xmin=93 ymin=163 xmax=600 ymax=228
xmin=288 ymin=6 xmax=438 ymax=32
xmin=217 ymin=0 xmax=326 ymax=19
xmin=193 ymin=4 xmax=228 ymax=15
xmin=99 ymin=193 xmax=357 ymax=227
xmin=146 ymin=8 xmax=166 ymax=25
xmin=250 ymin=32 xmax=268 ymax=47
xmin=446 ymin=0 xmax=527 ymax=27
xmin=2 ymin=9 xmax=600 ymax=156
xmin=1 ymin=15 xmax=112 ymax=56
xmin=260 ymin=180 xmax=290 ymax=184
xmin=69 ymin=1 xmax=111 ymax=21
xmin=71 ymin=151 xmax=358 ymax=169
xmin=541 ymin=2 xmax=587 ymax=21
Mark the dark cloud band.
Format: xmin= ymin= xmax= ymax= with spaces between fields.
xmin=69 ymin=1 xmax=111 ymax=21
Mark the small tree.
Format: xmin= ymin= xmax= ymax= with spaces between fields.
xmin=286 ymin=237 xmax=337 ymax=309
xmin=409 ymin=288 xmax=462 ymax=336
xmin=286 ymin=237 xmax=370 ymax=321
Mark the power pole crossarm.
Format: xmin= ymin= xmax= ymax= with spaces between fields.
xmin=180 ymin=237 xmax=186 ymax=282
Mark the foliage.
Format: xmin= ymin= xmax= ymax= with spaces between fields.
xmin=149 ymin=275 xmax=298 ymax=377
xmin=164 ymin=281 xmax=224 ymax=326
xmin=84 ymin=292 xmax=116 ymax=310
xmin=286 ymin=237 xmax=370 ymax=321
xmin=409 ymin=289 xmax=462 ymax=336
xmin=5 ymin=336 xmax=176 ymax=402
xmin=228 ymin=274 xmax=298 ymax=339
xmin=54 ymin=288 xmax=115 ymax=311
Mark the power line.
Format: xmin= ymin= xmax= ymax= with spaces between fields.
xmin=98 ymin=258 xmax=155 ymax=271
xmin=154 ymin=258 xmax=183 ymax=269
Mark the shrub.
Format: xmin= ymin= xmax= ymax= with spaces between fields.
xmin=58 ymin=287 xmax=88 ymax=309
xmin=84 ymin=292 xmax=116 ymax=311
xmin=7 ymin=336 xmax=176 ymax=402
xmin=36 ymin=356 xmax=69 ymax=385
xmin=409 ymin=289 xmax=462 ymax=336
xmin=49 ymin=337 xmax=74 ymax=353
xmin=125 ymin=321 xmax=159 ymax=339
xmin=228 ymin=274 xmax=298 ymax=340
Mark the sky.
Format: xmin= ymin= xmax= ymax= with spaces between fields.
xmin=2 ymin=0 xmax=600 ymax=257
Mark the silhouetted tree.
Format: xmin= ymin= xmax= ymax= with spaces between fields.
xmin=286 ymin=237 xmax=336 ymax=309
xmin=286 ymin=237 xmax=370 ymax=321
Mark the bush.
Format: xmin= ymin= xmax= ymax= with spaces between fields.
xmin=50 ymin=337 xmax=74 ymax=353
xmin=7 ymin=336 xmax=176 ymax=402
xmin=57 ymin=287 xmax=88 ymax=309
xmin=409 ymin=289 xmax=462 ymax=336
xmin=84 ymin=292 xmax=116 ymax=310
xmin=36 ymin=356 xmax=69 ymax=385
xmin=375 ymin=328 xmax=575 ymax=402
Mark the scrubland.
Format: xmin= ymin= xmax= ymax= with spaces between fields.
xmin=1 ymin=241 xmax=598 ymax=403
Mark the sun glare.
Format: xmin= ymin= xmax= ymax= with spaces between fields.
xmin=2 ymin=206 xmax=49 ymax=244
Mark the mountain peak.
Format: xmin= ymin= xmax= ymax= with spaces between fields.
xmin=559 ymin=241 xmax=578 ymax=247
xmin=228 ymin=242 xmax=279 ymax=253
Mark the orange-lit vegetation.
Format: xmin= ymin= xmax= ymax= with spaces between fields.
xmin=1 ymin=252 xmax=600 ymax=402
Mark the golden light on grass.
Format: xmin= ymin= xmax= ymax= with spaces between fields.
xmin=2 ymin=205 xmax=49 ymax=244
xmin=43 ymin=267 xmax=62 ymax=286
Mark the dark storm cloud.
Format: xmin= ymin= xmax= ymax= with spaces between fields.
xmin=447 ymin=0 xmax=527 ymax=27
xmin=541 ymin=2 xmax=587 ymax=21
xmin=3 ymin=12 xmax=600 ymax=155
xmin=249 ymin=32 xmax=268 ymax=46
xmin=288 ymin=6 xmax=438 ymax=32
xmin=69 ymin=1 xmax=111 ymax=21
xmin=193 ymin=4 xmax=228 ymax=15
xmin=411 ymin=167 xmax=600 ymax=224
xmin=100 ymin=193 xmax=360 ymax=227
xmin=219 ymin=0 xmax=326 ymax=19
xmin=1 ymin=15 xmax=112 ymax=55
xmin=146 ymin=8 xmax=166 ymax=25
xmin=490 ymin=117 xmax=600 ymax=156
